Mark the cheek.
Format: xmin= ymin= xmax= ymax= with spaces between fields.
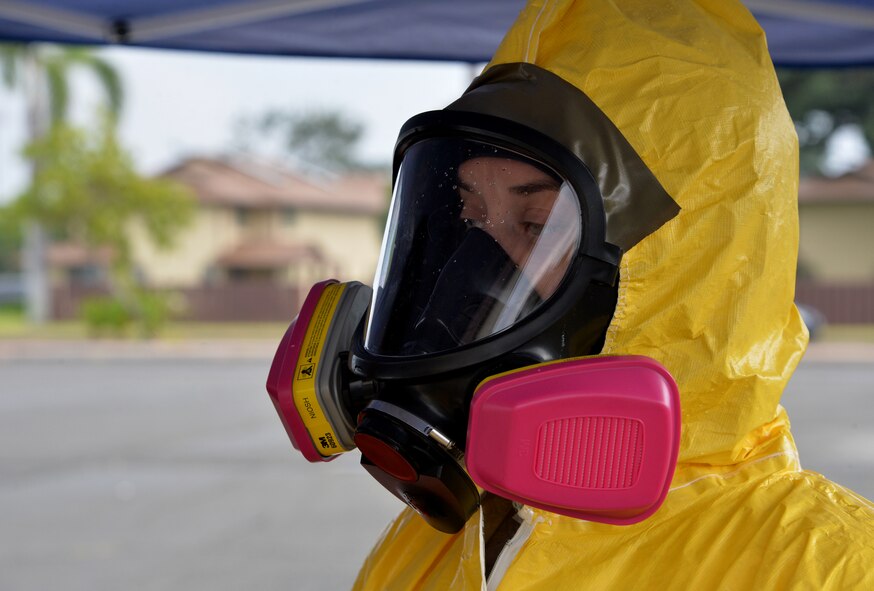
xmin=498 ymin=233 xmax=537 ymax=269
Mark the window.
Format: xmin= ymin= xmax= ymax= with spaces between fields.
xmin=236 ymin=207 xmax=250 ymax=226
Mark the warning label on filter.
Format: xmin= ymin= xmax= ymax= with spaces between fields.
xmin=292 ymin=282 xmax=347 ymax=456
xmin=302 ymin=285 xmax=340 ymax=361
xmin=297 ymin=363 xmax=315 ymax=380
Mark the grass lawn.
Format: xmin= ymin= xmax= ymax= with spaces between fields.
xmin=820 ymin=324 xmax=874 ymax=343
xmin=0 ymin=308 xmax=287 ymax=340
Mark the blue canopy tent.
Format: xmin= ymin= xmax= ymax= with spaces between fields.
xmin=0 ymin=0 xmax=873 ymax=66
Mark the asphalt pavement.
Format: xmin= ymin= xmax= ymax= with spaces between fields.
xmin=0 ymin=342 xmax=872 ymax=590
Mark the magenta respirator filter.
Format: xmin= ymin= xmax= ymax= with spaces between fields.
xmin=266 ymin=279 xmax=371 ymax=463
xmin=466 ymin=355 xmax=681 ymax=525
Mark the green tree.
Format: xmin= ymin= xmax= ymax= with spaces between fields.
xmin=6 ymin=119 xmax=194 ymax=336
xmin=777 ymin=68 xmax=874 ymax=175
xmin=0 ymin=205 xmax=21 ymax=273
xmin=1 ymin=42 xmax=124 ymax=323
xmin=239 ymin=109 xmax=366 ymax=171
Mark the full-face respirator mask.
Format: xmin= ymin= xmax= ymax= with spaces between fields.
xmin=267 ymin=103 xmax=682 ymax=534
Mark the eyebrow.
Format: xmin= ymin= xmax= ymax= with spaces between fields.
xmin=456 ymin=179 xmax=560 ymax=195
xmin=509 ymin=180 xmax=561 ymax=196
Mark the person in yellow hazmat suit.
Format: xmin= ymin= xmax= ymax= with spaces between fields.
xmin=346 ymin=0 xmax=874 ymax=589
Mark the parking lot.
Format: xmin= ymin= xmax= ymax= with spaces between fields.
xmin=1 ymin=347 xmax=872 ymax=590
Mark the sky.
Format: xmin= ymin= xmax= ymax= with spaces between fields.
xmin=823 ymin=124 xmax=871 ymax=176
xmin=0 ymin=46 xmax=477 ymax=202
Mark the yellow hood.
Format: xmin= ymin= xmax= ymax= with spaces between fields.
xmin=487 ymin=0 xmax=807 ymax=468
xmin=354 ymin=3 xmax=874 ymax=590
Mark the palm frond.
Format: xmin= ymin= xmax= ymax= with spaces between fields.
xmin=88 ymin=58 xmax=123 ymax=117
xmin=0 ymin=43 xmax=24 ymax=89
xmin=62 ymin=48 xmax=124 ymax=116
xmin=45 ymin=60 xmax=69 ymax=124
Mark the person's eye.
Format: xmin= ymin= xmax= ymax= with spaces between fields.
xmin=524 ymin=222 xmax=544 ymax=237
xmin=462 ymin=216 xmax=485 ymax=230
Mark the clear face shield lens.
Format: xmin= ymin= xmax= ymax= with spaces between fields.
xmin=365 ymin=138 xmax=582 ymax=356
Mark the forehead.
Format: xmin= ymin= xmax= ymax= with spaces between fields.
xmin=458 ymin=156 xmax=552 ymax=179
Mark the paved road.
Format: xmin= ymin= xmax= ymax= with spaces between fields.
xmin=783 ymin=361 xmax=874 ymax=496
xmin=0 ymin=355 xmax=871 ymax=590
xmin=0 ymin=357 xmax=400 ymax=591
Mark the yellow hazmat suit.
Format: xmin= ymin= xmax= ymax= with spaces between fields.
xmin=353 ymin=0 xmax=874 ymax=588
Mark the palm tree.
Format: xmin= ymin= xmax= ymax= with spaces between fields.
xmin=1 ymin=44 xmax=122 ymax=125
xmin=1 ymin=43 xmax=123 ymax=323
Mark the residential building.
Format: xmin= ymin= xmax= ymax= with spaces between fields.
xmin=131 ymin=156 xmax=388 ymax=290
xmin=796 ymin=160 xmax=874 ymax=323
xmin=798 ymin=159 xmax=874 ymax=283
xmin=48 ymin=156 xmax=388 ymax=320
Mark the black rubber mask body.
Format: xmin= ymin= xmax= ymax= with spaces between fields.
xmin=408 ymin=228 xmax=539 ymax=355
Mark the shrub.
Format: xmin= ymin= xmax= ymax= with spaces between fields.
xmin=135 ymin=292 xmax=173 ymax=338
xmin=80 ymin=296 xmax=132 ymax=337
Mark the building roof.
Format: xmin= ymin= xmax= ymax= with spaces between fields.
xmin=798 ymin=160 xmax=874 ymax=204
xmin=47 ymin=243 xmax=114 ymax=268
xmin=216 ymin=241 xmax=326 ymax=269
xmin=161 ymin=156 xmax=388 ymax=215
